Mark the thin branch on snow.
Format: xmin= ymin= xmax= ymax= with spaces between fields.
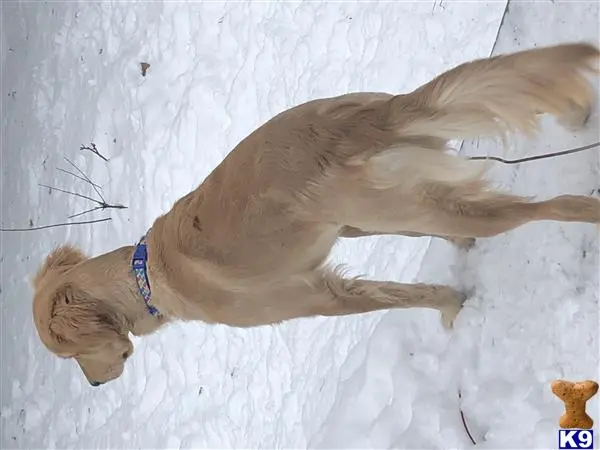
xmin=62 ymin=156 xmax=106 ymax=204
xmin=71 ymin=201 xmax=127 ymax=217
xmin=468 ymin=140 xmax=600 ymax=165
xmin=41 ymin=183 xmax=126 ymax=219
xmin=458 ymin=390 xmax=478 ymax=446
xmin=39 ymin=183 xmax=100 ymax=205
xmin=80 ymin=142 xmax=109 ymax=161
xmin=56 ymin=167 xmax=102 ymax=189
xmin=67 ymin=206 xmax=107 ymax=219
xmin=1 ymin=154 xmax=124 ymax=232
xmin=41 ymin=156 xmax=127 ymax=219
xmin=0 ymin=217 xmax=112 ymax=232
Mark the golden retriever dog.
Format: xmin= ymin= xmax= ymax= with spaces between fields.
xmin=32 ymin=43 xmax=599 ymax=386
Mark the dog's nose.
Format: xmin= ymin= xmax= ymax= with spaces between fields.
xmin=89 ymin=380 xmax=103 ymax=387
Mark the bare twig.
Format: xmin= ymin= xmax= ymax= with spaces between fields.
xmin=62 ymin=156 xmax=106 ymax=203
xmin=468 ymin=141 xmax=600 ymax=165
xmin=56 ymin=167 xmax=102 ymax=188
xmin=67 ymin=206 xmax=105 ymax=219
xmin=458 ymin=390 xmax=477 ymax=446
xmin=0 ymin=217 xmax=112 ymax=232
xmin=42 ymin=156 xmax=127 ymax=219
xmin=40 ymin=184 xmax=101 ymax=205
xmin=69 ymin=203 xmax=125 ymax=219
xmin=80 ymin=142 xmax=109 ymax=161
xmin=3 ymin=149 xmax=123 ymax=232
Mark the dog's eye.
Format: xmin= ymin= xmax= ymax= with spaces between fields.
xmin=121 ymin=351 xmax=130 ymax=360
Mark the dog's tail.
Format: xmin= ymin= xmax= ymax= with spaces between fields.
xmin=388 ymin=43 xmax=599 ymax=141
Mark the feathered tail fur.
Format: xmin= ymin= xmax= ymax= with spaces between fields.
xmin=391 ymin=42 xmax=599 ymax=141
xmin=367 ymin=43 xmax=599 ymax=188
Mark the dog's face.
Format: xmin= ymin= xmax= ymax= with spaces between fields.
xmin=31 ymin=246 xmax=133 ymax=386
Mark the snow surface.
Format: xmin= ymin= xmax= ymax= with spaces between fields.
xmin=0 ymin=1 xmax=598 ymax=449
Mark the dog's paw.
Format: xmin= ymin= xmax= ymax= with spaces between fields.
xmin=437 ymin=289 xmax=468 ymax=330
xmin=450 ymin=237 xmax=476 ymax=251
xmin=440 ymin=303 xmax=463 ymax=330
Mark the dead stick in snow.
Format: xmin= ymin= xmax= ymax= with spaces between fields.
xmin=27 ymin=154 xmax=127 ymax=226
xmin=68 ymin=206 xmax=108 ymax=219
xmin=40 ymin=183 xmax=126 ymax=218
xmin=80 ymin=143 xmax=109 ymax=161
xmin=0 ymin=217 xmax=112 ymax=232
xmin=62 ymin=156 xmax=106 ymax=203
xmin=458 ymin=390 xmax=477 ymax=446
xmin=468 ymin=141 xmax=600 ymax=164
xmin=39 ymin=183 xmax=99 ymax=204
xmin=56 ymin=167 xmax=102 ymax=188
xmin=41 ymin=159 xmax=126 ymax=219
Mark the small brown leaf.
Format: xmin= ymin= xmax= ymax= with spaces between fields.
xmin=140 ymin=62 xmax=150 ymax=77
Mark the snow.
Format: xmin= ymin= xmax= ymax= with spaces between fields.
xmin=1 ymin=1 xmax=598 ymax=449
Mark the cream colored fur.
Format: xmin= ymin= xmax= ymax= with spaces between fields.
xmin=31 ymin=43 xmax=600 ymax=385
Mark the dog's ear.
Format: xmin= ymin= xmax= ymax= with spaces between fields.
xmin=33 ymin=282 xmax=123 ymax=355
xmin=33 ymin=245 xmax=88 ymax=289
xmin=51 ymin=283 xmax=123 ymax=345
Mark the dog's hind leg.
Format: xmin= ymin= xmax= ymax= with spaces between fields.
xmin=336 ymin=175 xmax=600 ymax=239
xmin=409 ymin=192 xmax=600 ymax=238
xmin=339 ymin=226 xmax=476 ymax=250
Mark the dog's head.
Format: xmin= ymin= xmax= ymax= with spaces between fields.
xmin=31 ymin=245 xmax=133 ymax=386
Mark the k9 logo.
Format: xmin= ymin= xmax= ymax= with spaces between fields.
xmin=558 ymin=430 xmax=594 ymax=449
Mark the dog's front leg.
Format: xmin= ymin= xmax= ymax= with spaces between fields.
xmin=310 ymin=270 xmax=466 ymax=329
xmin=215 ymin=271 xmax=466 ymax=329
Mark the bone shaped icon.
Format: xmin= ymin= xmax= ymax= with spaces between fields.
xmin=551 ymin=379 xmax=598 ymax=429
